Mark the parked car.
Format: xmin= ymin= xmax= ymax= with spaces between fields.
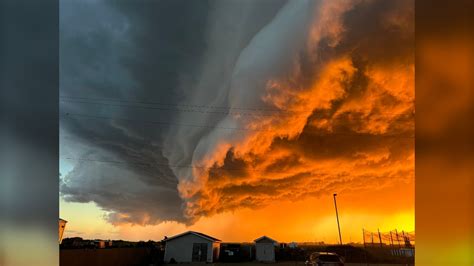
xmin=305 ymin=252 xmax=344 ymax=266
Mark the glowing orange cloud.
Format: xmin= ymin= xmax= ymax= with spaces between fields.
xmin=176 ymin=0 xmax=414 ymax=225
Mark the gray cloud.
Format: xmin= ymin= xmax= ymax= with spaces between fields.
xmin=59 ymin=0 xmax=214 ymax=224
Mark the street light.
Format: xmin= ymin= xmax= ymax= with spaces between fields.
xmin=333 ymin=193 xmax=343 ymax=245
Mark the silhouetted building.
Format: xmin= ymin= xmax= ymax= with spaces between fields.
xmin=111 ymin=240 xmax=135 ymax=248
xmin=163 ymin=231 xmax=221 ymax=263
xmin=94 ymin=240 xmax=113 ymax=248
xmin=255 ymin=236 xmax=278 ymax=262
xmin=61 ymin=237 xmax=96 ymax=249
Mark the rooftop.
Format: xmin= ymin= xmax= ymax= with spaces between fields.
xmin=164 ymin=231 xmax=221 ymax=242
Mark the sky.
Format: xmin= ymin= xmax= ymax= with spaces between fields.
xmin=59 ymin=0 xmax=414 ymax=243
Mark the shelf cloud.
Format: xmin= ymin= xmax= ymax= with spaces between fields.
xmin=60 ymin=0 xmax=414 ymax=226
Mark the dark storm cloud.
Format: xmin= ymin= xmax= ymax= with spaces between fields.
xmin=61 ymin=160 xmax=185 ymax=224
xmin=60 ymin=0 xmax=214 ymax=223
xmin=104 ymin=0 xmax=213 ymax=102
xmin=60 ymin=0 xmax=289 ymax=224
xmin=207 ymin=149 xmax=250 ymax=183
xmin=340 ymin=0 xmax=414 ymax=65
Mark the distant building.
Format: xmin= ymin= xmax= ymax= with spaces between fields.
xmin=95 ymin=240 xmax=112 ymax=248
xmin=111 ymin=240 xmax=134 ymax=248
xmin=59 ymin=218 xmax=67 ymax=243
xmin=97 ymin=240 xmax=106 ymax=249
xmin=254 ymin=236 xmax=278 ymax=262
xmin=288 ymin=242 xmax=298 ymax=248
xmin=61 ymin=237 xmax=89 ymax=248
xmin=164 ymin=231 xmax=221 ymax=263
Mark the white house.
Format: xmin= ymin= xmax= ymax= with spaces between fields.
xmin=254 ymin=236 xmax=278 ymax=262
xmin=164 ymin=231 xmax=221 ymax=263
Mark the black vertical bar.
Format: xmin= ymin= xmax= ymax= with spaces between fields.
xmin=333 ymin=193 xmax=343 ymax=245
xmin=378 ymin=229 xmax=383 ymax=248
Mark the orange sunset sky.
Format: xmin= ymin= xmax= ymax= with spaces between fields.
xmin=60 ymin=0 xmax=414 ymax=243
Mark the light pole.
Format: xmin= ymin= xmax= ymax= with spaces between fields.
xmin=333 ymin=193 xmax=343 ymax=245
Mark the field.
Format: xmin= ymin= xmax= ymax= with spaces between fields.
xmin=196 ymin=263 xmax=411 ymax=266
xmin=60 ymin=247 xmax=413 ymax=266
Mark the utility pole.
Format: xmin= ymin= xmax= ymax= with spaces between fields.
xmin=395 ymin=229 xmax=401 ymax=249
xmin=378 ymin=228 xmax=383 ymax=248
xmin=389 ymin=231 xmax=394 ymax=248
xmin=362 ymin=229 xmax=369 ymax=266
xmin=333 ymin=193 xmax=343 ymax=245
xmin=362 ymin=229 xmax=366 ymax=247
xmin=402 ymin=231 xmax=408 ymax=247
xmin=389 ymin=230 xmax=397 ymax=256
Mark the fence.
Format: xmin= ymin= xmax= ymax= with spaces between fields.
xmin=362 ymin=229 xmax=415 ymax=249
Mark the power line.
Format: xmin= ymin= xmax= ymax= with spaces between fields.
xmin=60 ymin=157 xmax=179 ymax=181
xmin=61 ymin=156 xmax=313 ymax=176
xmin=60 ymin=98 xmax=415 ymax=120
xmin=61 ymin=112 xmax=262 ymax=132
xmin=60 ymin=98 xmax=301 ymax=117
xmin=60 ymin=95 xmax=415 ymax=118
xmin=59 ymin=95 xmax=288 ymax=113
xmin=60 ymin=112 xmax=414 ymax=139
